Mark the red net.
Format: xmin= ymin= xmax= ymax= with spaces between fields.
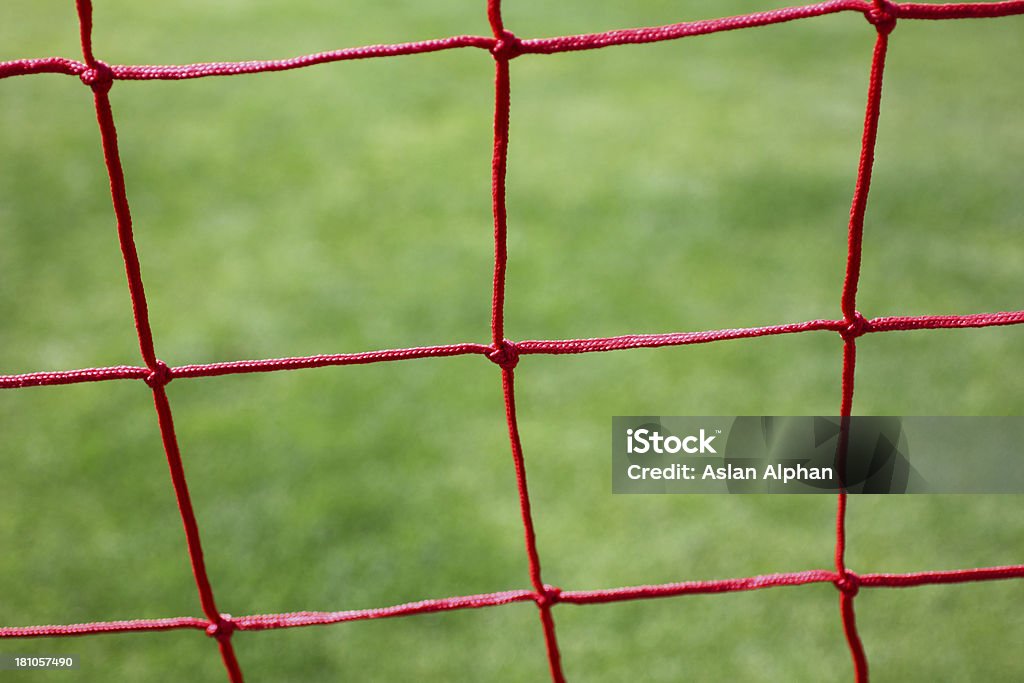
xmin=2 ymin=0 xmax=1024 ymax=680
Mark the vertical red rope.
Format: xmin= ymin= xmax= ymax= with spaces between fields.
xmin=82 ymin=71 xmax=157 ymax=368
xmin=489 ymin=56 xmax=512 ymax=345
xmin=153 ymin=389 xmax=244 ymax=682
xmin=74 ymin=2 xmax=242 ymax=680
xmin=834 ymin=6 xmax=894 ymax=680
xmin=487 ymin=1 xmax=565 ymax=680
xmin=841 ymin=19 xmax=892 ymax=321
xmin=498 ymin=375 xmax=545 ymax=596
xmin=501 ymin=368 xmax=565 ymax=682
xmin=76 ymin=0 xmax=97 ymax=66
xmin=487 ymin=0 xmax=506 ymax=36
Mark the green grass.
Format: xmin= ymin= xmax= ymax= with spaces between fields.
xmin=1 ymin=1 xmax=1023 ymax=680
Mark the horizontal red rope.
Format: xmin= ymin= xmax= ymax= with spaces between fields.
xmin=868 ymin=310 xmax=1024 ymax=332
xmin=231 ymin=589 xmax=536 ymax=631
xmin=0 ymin=344 xmax=490 ymax=389
xmin=562 ymin=565 xmax=1024 ymax=605
xmin=0 ymin=57 xmax=85 ymax=79
xmin=4 ymin=1 xmax=1023 ymax=84
xmin=516 ymin=319 xmax=845 ymax=355
xmin=106 ymin=35 xmax=495 ymax=81
xmin=559 ymin=570 xmax=838 ymax=604
xmin=3 ymin=310 xmax=1021 ymax=390
xmin=860 ymin=564 xmax=1024 ymax=587
xmin=0 ymin=617 xmax=208 ymax=638
xmin=0 ymin=365 xmax=148 ymax=389
xmin=520 ymin=0 xmax=870 ymax=55
xmin=895 ymin=0 xmax=1024 ymax=20
xmin=523 ymin=0 xmax=1021 ymax=56
xmin=171 ymin=343 xmax=491 ymax=379
xmin=5 ymin=564 xmax=1022 ymax=639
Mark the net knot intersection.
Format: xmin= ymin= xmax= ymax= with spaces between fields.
xmin=80 ymin=61 xmax=114 ymax=94
xmin=535 ymin=585 xmax=562 ymax=609
xmin=840 ymin=311 xmax=872 ymax=342
xmin=491 ymin=30 xmax=523 ymax=61
xmin=144 ymin=360 xmax=173 ymax=389
xmin=834 ymin=572 xmax=860 ymax=597
xmin=205 ymin=614 xmax=236 ymax=641
xmin=866 ymin=1 xmax=897 ymax=34
xmin=487 ymin=339 xmax=520 ymax=370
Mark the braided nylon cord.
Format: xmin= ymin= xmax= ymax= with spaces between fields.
xmin=2 ymin=1 xmax=1024 ymax=680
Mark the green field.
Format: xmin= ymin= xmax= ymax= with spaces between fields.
xmin=1 ymin=1 xmax=1023 ymax=680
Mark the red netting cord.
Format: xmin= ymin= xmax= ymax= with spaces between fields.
xmin=74 ymin=1 xmax=243 ymax=680
xmin=487 ymin=1 xmax=566 ymax=679
xmin=832 ymin=3 xmax=895 ymax=679
xmin=2 ymin=1 xmax=1024 ymax=681
xmin=3 ymin=311 xmax=1024 ymax=390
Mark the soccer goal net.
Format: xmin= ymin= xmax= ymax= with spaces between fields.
xmin=2 ymin=1 xmax=1023 ymax=681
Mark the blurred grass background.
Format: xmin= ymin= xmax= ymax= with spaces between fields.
xmin=1 ymin=0 xmax=1022 ymax=680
